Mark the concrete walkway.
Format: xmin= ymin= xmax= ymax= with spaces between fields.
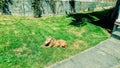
xmin=48 ymin=37 xmax=120 ymax=68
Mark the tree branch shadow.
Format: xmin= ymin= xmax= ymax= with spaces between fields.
xmin=67 ymin=8 xmax=115 ymax=33
xmin=67 ymin=13 xmax=90 ymax=27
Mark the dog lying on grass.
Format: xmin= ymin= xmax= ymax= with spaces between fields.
xmin=44 ymin=37 xmax=66 ymax=48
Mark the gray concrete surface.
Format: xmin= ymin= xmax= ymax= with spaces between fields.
xmin=48 ymin=37 xmax=120 ymax=68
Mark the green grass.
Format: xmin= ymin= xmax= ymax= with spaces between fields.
xmin=0 ymin=14 xmax=110 ymax=68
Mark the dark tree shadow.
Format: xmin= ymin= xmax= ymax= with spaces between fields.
xmin=89 ymin=8 xmax=115 ymax=32
xmin=67 ymin=13 xmax=90 ymax=27
xmin=67 ymin=8 xmax=115 ymax=33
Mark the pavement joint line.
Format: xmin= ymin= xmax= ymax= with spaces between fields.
xmin=95 ymin=38 xmax=120 ymax=60
xmin=95 ymin=47 xmax=120 ymax=61
xmin=70 ymin=58 xmax=76 ymax=64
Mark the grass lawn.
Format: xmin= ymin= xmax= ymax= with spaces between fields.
xmin=0 ymin=14 xmax=110 ymax=68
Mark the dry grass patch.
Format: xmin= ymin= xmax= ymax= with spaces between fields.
xmin=68 ymin=27 xmax=86 ymax=36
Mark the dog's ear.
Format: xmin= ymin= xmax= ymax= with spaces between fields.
xmin=52 ymin=37 xmax=56 ymax=41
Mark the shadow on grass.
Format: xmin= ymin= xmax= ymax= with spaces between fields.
xmin=67 ymin=8 xmax=115 ymax=33
xmin=67 ymin=13 xmax=90 ymax=27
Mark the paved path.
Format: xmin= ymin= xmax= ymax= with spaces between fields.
xmin=48 ymin=37 xmax=120 ymax=68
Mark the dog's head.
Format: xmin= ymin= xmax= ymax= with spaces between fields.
xmin=62 ymin=45 xmax=66 ymax=48
xmin=44 ymin=37 xmax=53 ymax=46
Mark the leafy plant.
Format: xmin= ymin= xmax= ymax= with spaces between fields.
xmin=0 ymin=0 xmax=5 ymax=9
xmin=0 ymin=0 xmax=12 ymax=14
xmin=32 ymin=0 xmax=43 ymax=18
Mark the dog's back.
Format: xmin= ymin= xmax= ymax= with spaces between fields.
xmin=45 ymin=37 xmax=66 ymax=48
xmin=52 ymin=40 xmax=66 ymax=48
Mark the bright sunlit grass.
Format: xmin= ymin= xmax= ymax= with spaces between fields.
xmin=0 ymin=14 xmax=110 ymax=68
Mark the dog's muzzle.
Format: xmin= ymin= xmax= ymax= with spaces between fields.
xmin=45 ymin=42 xmax=51 ymax=46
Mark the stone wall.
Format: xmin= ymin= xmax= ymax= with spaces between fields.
xmin=0 ymin=0 xmax=116 ymax=17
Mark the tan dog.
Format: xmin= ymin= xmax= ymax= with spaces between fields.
xmin=44 ymin=37 xmax=66 ymax=48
